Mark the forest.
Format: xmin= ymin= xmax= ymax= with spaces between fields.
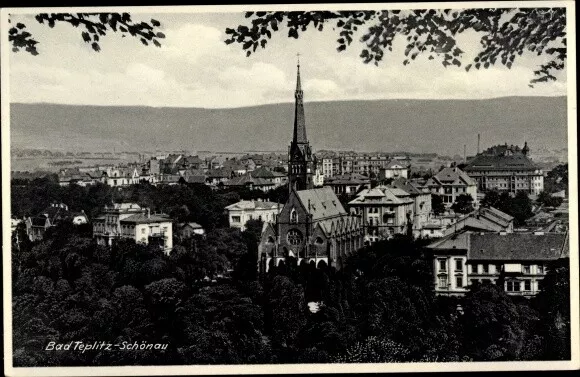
xmin=11 ymin=176 xmax=571 ymax=365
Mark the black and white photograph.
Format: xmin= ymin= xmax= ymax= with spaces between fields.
xmin=2 ymin=2 xmax=578 ymax=375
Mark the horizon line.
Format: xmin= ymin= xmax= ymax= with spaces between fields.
xmin=10 ymin=94 xmax=568 ymax=110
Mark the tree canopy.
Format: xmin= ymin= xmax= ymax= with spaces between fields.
xmin=9 ymin=13 xmax=165 ymax=55
xmin=225 ymin=8 xmax=566 ymax=85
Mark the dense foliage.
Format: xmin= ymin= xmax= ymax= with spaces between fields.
xmin=9 ymin=13 xmax=165 ymax=55
xmin=11 ymin=180 xmax=570 ymax=365
xmin=225 ymin=8 xmax=566 ymax=85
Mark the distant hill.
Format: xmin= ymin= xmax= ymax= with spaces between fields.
xmin=10 ymin=96 xmax=567 ymax=156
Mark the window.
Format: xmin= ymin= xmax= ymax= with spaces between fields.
xmin=524 ymin=281 xmax=531 ymax=291
xmin=438 ymin=276 xmax=447 ymax=288
xmin=482 ymin=264 xmax=489 ymax=274
xmin=537 ymin=264 xmax=544 ymax=274
xmin=455 ymin=277 xmax=463 ymax=288
xmin=514 ymin=281 xmax=521 ymax=291
xmin=438 ymin=259 xmax=447 ymax=271
xmin=507 ymin=281 xmax=514 ymax=291
xmin=523 ymin=264 xmax=531 ymax=274
xmin=455 ymin=259 xmax=463 ymax=271
xmin=231 ymin=216 xmax=241 ymax=223
xmin=141 ymin=228 xmax=146 ymax=234
xmin=287 ymin=229 xmax=303 ymax=245
xmin=496 ymin=264 xmax=502 ymax=273
xmin=290 ymin=209 xmax=298 ymax=223
xmin=537 ymin=280 xmax=542 ymax=291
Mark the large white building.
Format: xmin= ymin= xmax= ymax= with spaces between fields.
xmin=464 ymin=143 xmax=544 ymax=195
xmin=93 ymin=203 xmax=173 ymax=254
xmin=225 ymin=200 xmax=281 ymax=231
xmin=428 ymin=231 xmax=568 ymax=297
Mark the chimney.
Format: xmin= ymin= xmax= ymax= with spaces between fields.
xmin=147 ymin=208 xmax=150 ymax=218
xmin=477 ymin=133 xmax=481 ymax=155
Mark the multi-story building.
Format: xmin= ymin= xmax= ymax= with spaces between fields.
xmin=429 ymin=231 xmax=568 ymax=296
xmin=225 ymin=199 xmax=281 ymax=231
xmin=389 ymin=178 xmax=432 ymax=236
xmin=323 ymin=173 xmax=370 ymax=197
xmin=93 ymin=203 xmax=172 ymax=254
xmin=348 ymin=185 xmax=414 ymax=243
xmin=425 ymin=166 xmax=478 ymax=207
xmin=379 ymin=160 xmax=409 ymax=180
xmin=464 ymin=142 xmax=544 ymax=195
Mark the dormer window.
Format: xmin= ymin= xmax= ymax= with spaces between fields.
xmin=290 ymin=208 xmax=298 ymax=223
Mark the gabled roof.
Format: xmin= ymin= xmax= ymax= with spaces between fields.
xmin=324 ymin=173 xmax=370 ymax=185
xmin=120 ymin=213 xmax=172 ymax=224
xmin=427 ymin=167 xmax=475 ymax=187
xmin=349 ymin=186 xmax=413 ymax=206
xmin=465 ymin=154 xmax=537 ymax=171
xmin=385 ymin=160 xmax=407 ymax=169
xmin=468 ymin=232 xmax=568 ymax=261
xmin=295 ymin=187 xmax=347 ymax=220
xmin=390 ymin=177 xmax=423 ymax=195
xmin=224 ymin=174 xmax=274 ymax=187
xmin=179 ymin=222 xmax=204 ymax=229
xmin=427 ymin=231 xmax=470 ymax=251
xmin=250 ymin=167 xmax=275 ymax=179
xmin=225 ymin=200 xmax=279 ymax=211
xmin=29 ymin=216 xmax=50 ymax=227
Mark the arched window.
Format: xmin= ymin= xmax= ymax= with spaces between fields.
xmin=290 ymin=208 xmax=298 ymax=223
xmin=287 ymin=229 xmax=303 ymax=245
xmin=315 ymin=237 xmax=324 ymax=245
xmin=267 ymin=236 xmax=275 ymax=244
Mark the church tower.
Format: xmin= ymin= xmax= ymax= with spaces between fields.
xmin=288 ymin=58 xmax=315 ymax=193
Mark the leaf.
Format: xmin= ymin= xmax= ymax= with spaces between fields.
xmin=16 ymin=22 xmax=26 ymax=29
xmin=156 ymin=32 xmax=165 ymax=39
xmin=151 ymin=19 xmax=160 ymax=27
xmin=140 ymin=38 xmax=148 ymax=46
xmin=91 ymin=42 xmax=100 ymax=52
xmin=81 ymin=31 xmax=91 ymax=42
xmin=153 ymin=40 xmax=161 ymax=47
xmin=465 ymin=64 xmax=472 ymax=72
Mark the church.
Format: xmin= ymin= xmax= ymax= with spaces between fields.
xmin=258 ymin=60 xmax=364 ymax=272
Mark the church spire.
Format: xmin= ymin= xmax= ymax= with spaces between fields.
xmin=293 ymin=55 xmax=307 ymax=144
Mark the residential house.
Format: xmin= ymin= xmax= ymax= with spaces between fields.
xmin=225 ymin=199 xmax=281 ymax=231
xmin=348 ymin=185 xmax=414 ymax=243
xmin=323 ymin=173 xmax=370 ymax=197
xmin=425 ymin=166 xmax=478 ymax=207
xmin=379 ymin=160 xmax=409 ymax=180
xmin=25 ymin=203 xmax=88 ymax=241
xmin=428 ymin=231 xmax=568 ymax=296
xmin=389 ymin=177 xmax=432 ymax=236
xmin=119 ymin=213 xmax=173 ymax=254
xmin=177 ymin=222 xmax=205 ymax=239
xmin=223 ymin=174 xmax=275 ymax=192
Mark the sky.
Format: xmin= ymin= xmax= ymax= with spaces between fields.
xmin=8 ymin=9 xmax=568 ymax=108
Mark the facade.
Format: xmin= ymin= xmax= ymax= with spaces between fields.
xmin=223 ymin=174 xmax=275 ymax=192
xmin=389 ymin=178 xmax=432 ymax=233
xmin=119 ymin=213 xmax=173 ymax=254
xmin=425 ymin=166 xmax=478 ymax=207
xmin=348 ymin=185 xmax=414 ymax=243
xmin=464 ymin=142 xmax=544 ymax=195
xmin=429 ymin=231 xmax=568 ymax=296
xmin=92 ymin=203 xmax=147 ymax=246
xmin=323 ymin=173 xmax=370 ymax=197
xmin=259 ymin=187 xmax=364 ymax=271
xmin=225 ymin=200 xmax=281 ymax=231
xmin=379 ymin=160 xmax=409 ymax=180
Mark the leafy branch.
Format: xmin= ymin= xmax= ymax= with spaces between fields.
xmin=224 ymin=8 xmax=566 ymax=86
xmin=8 ymin=13 xmax=166 ymax=55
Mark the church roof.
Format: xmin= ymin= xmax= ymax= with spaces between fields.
xmin=296 ymin=187 xmax=347 ymax=220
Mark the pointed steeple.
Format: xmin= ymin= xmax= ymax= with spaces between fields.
xmin=293 ymin=56 xmax=307 ymax=144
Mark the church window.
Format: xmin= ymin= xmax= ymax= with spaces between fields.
xmin=290 ymin=208 xmax=298 ymax=223
xmin=287 ymin=229 xmax=303 ymax=245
